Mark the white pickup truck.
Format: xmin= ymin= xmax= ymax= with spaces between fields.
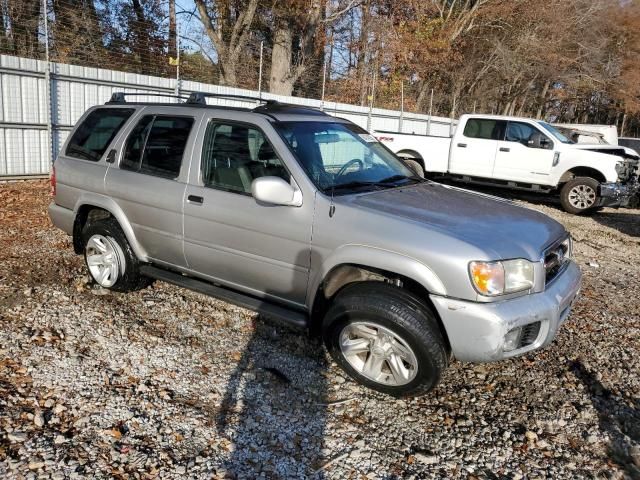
xmin=376 ymin=114 xmax=639 ymax=214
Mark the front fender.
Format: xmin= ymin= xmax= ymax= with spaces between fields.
xmin=554 ymin=150 xmax=619 ymax=184
xmin=73 ymin=193 xmax=148 ymax=261
xmin=307 ymin=244 xmax=447 ymax=308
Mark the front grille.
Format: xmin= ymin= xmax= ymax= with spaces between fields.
xmin=518 ymin=322 xmax=541 ymax=348
xmin=544 ymin=240 xmax=570 ymax=284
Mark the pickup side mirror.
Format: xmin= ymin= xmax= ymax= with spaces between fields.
xmin=251 ymin=176 xmax=302 ymax=207
xmin=528 ymin=132 xmax=553 ymax=150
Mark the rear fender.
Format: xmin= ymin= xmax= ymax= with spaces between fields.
xmin=73 ymin=193 xmax=148 ymax=261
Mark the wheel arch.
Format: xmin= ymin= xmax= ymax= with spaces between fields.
xmin=72 ymin=194 xmax=148 ymax=261
xmin=308 ymin=246 xmax=449 ymax=344
xmin=558 ymin=167 xmax=607 ymax=184
xmin=396 ymin=149 xmax=425 ymax=168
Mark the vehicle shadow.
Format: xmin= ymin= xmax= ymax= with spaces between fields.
xmin=592 ymin=211 xmax=640 ymax=238
xmin=569 ymin=359 xmax=640 ymax=477
xmin=215 ymin=250 xmax=330 ymax=478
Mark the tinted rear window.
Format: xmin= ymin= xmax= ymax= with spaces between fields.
xmin=463 ymin=119 xmax=506 ymax=140
xmin=66 ymin=108 xmax=134 ymax=161
xmin=121 ymin=115 xmax=194 ymax=179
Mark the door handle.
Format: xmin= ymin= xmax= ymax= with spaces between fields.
xmin=499 ymin=147 xmax=510 ymax=152
xmin=106 ymin=149 xmax=117 ymax=164
xmin=457 ymin=143 xmax=467 ymax=148
xmin=187 ymin=195 xmax=204 ymax=204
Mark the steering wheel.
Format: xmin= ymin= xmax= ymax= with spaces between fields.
xmin=335 ymin=158 xmax=364 ymax=177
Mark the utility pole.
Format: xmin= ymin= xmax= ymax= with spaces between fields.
xmin=399 ymin=80 xmax=404 ymax=132
xmin=321 ymin=59 xmax=327 ymax=111
xmin=366 ymin=70 xmax=377 ymax=132
xmin=426 ymin=88 xmax=433 ymax=135
xmin=257 ymin=41 xmax=264 ymax=99
xmin=42 ymin=0 xmax=54 ymax=165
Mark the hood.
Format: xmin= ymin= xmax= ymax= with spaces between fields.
xmin=569 ymin=144 xmax=640 ymax=160
xmin=342 ymin=182 xmax=567 ymax=261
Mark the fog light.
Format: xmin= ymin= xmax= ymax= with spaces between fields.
xmin=504 ymin=327 xmax=522 ymax=352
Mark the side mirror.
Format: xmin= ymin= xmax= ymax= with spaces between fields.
xmin=528 ymin=132 xmax=552 ymax=150
xmin=251 ymin=176 xmax=302 ymax=207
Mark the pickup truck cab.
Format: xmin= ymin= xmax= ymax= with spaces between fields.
xmin=49 ymin=94 xmax=581 ymax=397
xmin=376 ymin=114 xmax=639 ymax=214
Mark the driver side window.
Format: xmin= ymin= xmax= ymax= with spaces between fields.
xmin=201 ymin=121 xmax=290 ymax=195
xmin=506 ymin=122 xmax=551 ymax=149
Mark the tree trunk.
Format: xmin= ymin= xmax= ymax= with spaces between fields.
xmin=535 ymin=81 xmax=550 ymax=119
xmin=269 ymin=22 xmax=295 ymax=95
xmin=168 ymin=0 xmax=177 ymax=59
xmin=416 ymin=81 xmax=431 ymax=112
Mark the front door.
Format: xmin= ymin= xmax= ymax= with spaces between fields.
xmin=449 ymin=118 xmax=505 ymax=178
xmin=183 ymin=119 xmax=313 ymax=308
xmin=492 ymin=121 xmax=555 ymax=184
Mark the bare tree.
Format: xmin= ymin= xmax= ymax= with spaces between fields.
xmin=194 ymin=0 xmax=259 ymax=86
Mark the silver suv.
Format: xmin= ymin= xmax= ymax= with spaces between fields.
xmin=48 ymin=92 xmax=582 ymax=397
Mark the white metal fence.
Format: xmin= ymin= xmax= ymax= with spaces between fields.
xmin=0 ymin=54 xmax=454 ymax=177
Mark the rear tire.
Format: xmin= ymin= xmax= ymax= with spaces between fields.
xmin=323 ymin=282 xmax=448 ymax=397
xmin=560 ymin=177 xmax=600 ymax=214
xmin=403 ymin=159 xmax=425 ymax=178
xmin=81 ymin=217 xmax=152 ymax=292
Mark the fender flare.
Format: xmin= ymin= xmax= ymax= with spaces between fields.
xmin=307 ymin=244 xmax=446 ymax=308
xmin=73 ymin=193 xmax=148 ymax=261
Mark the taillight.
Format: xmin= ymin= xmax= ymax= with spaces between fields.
xmin=50 ymin=165 xmax=56 ymax=196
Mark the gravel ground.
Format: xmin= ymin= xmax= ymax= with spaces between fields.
xmin=1 ymin=180 xmax=639 ymax=479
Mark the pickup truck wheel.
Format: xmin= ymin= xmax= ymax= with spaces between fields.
xmin=81 ymin=217 xmax=152 ymax=292
xmin=323 ymin=282 xmax=448 ymax=397
xmin=560 ymin=177 xmax=600 ymax=214
xmin=403 ymin=159 xmax=425 ymax=178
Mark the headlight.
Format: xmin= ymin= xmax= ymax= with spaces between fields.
xmin=561 ymin=236 xmax=572 ymax=259
xmin=469 ymin=259 xmax=535 ymax=296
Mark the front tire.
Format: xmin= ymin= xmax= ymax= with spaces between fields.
xmin=560 ymin=177 xmax=600 ymax=214
xmin=323 ymin=282 xmax=448 ymax=397
xmin=81 ymin=217 xmax=152 ymax=292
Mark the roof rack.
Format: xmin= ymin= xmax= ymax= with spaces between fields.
xmin=107 ymin=92 xmax=188 ymax=104
xmin=186 ymin=92 xmax=278 ymax=106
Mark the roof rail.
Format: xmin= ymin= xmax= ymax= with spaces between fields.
xmin=186 ymin=92 xmax=278 ymax=106
xmin=107 ymin=92 xmax=188 ymax=104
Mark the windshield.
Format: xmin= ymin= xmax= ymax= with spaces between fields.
xmin=538 ymin=121 xmax=573 ymax=144
xmin=274 ymin=121 xmax=420 ymax=193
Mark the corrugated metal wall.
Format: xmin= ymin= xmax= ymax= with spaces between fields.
xmin=0 ymin=54 xmax=454 ymax=177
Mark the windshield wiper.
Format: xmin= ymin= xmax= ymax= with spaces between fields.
xmin=327 ymin=176 xmax=423 ymax=194
xmin=330 ymin=180 xmax=383 ymax=192
xmin=378 ymin=174 xmax=425 ymax=184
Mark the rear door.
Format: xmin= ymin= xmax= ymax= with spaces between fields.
xmin=493 ymin=121 xmax=555 ymax=183
xmin=106 ymin=107 xmax=200 ymax=267
xmin=448 ymin=118 xmax=505 ymax=178
xmin=183 ymin=116 xmax=313 ymax=308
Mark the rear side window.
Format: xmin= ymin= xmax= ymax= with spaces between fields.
xmin=66 ymin=108 xmax=134 ymax=161
xmin=121 ymin=115 xmax=194 ymax=179
xmin=463 ymin=119 xmax=506 ymax=140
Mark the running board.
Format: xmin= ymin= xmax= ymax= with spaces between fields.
xmin=140 ymin=265 xmax=309 ymax=329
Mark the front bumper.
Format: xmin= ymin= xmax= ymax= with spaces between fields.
xmin=430 ymin=261 xmax=582 ymax=362
xmin=599 ymin=182 xmax=640 ymax=208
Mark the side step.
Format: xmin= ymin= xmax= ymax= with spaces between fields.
xmin=140 ymin=265 xmax=309 ymax=330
